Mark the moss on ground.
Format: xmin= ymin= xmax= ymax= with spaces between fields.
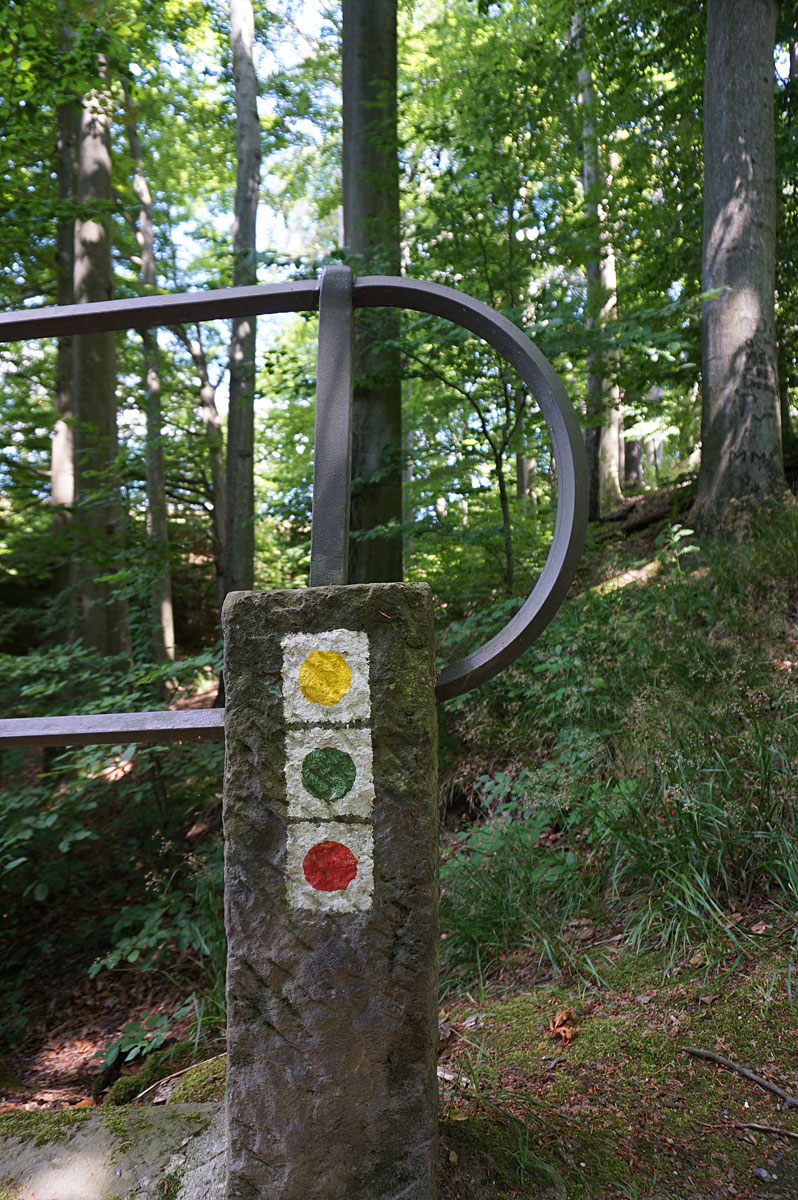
xmin=170 ymin=1054 xmax=226 ymax=1103
xmin=0 ymin=1107 xmax=94 ymax=1146
xmin=439 ymin=1113 xmax=566 ymax=1199
xmin=102 ymin=1105 xmax=153 ymax=1157
xmin=103 ymin=1038 xmax=197 ymax=1106
xmin=440 ymin=939 xmax=798 ymax=1197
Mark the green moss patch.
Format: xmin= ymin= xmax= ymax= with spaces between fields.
xmin=0 ymin=1108 xmax=94 ymax=1147
xmin=103 ymin=1038 xmax=197 ymax=1106
xmin=440 ymin=942 xmax=798 ymax=1197
xmin=171 ymin=1054 xmax=226 ymax=1103
xmin=101 ymin=1105 xmax=153 ymax=1157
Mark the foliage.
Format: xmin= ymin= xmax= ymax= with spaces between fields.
xmin=1 ymin=0 xmax=797 ymax=1075
xmin=96 ymin=999 xmax=195 ymax=1068
xmin=440 ymin=501 xmax=798 ymax=991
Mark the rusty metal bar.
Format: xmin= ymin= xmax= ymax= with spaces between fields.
xmin=309 ymin=265 xmax=354 ymax=587
xmin=0 ymin=709 xmax=225 ymax=748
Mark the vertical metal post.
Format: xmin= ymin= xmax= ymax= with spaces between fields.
xmin=309 ymin=264 xmax=354 ymax=587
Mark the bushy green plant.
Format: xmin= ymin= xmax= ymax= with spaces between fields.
xmin=0 ymin=641 xmax=225 ymax=1030
xmin=439 ymin=502 xmax=798 ymax=984
xmin=90 ymin=841 xmax=226 ymax=1027
xmin=96 ymin=1000 xmax=195 ymax=1069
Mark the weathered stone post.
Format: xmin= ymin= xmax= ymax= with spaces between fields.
xmin=222 ymin=581 xmax=438 ymax=1200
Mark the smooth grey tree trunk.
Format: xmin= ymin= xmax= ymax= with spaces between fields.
xmin=52 ymin=97 xmax=78 ymax=600
xmin=778 ymin=39 xmax=796 ymax=454
xmin=342 ymin=0 xmax=403 ymax=583
xmin=695 ymin=0 xmax=787 ymax=527
xmin=226 ymin=0 xmax=261 ymax=594
xmin=624 ymin=439 xmax=644 ymax=490
xmin=515 ymin=408 xmax=538 ymax=511
xmin=72 ymin=71 xmax=129 ymax=655
xmin=172 ymin=324 xmax=227 ymax=612
xmin=127 ymin=106 xmax=175 ymax=661
xmin=575 ymin=18 xmax=623 ymax=520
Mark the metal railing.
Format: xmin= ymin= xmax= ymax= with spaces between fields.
xmin=0 ymin=269 xmax=587 ymax=748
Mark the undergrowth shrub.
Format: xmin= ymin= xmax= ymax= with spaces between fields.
xmin=439 ymin=501 xmax=798 ymax=983
xmin=0 ymin=642 xmax=224 ymax=1041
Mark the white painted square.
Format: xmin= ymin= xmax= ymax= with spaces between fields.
xmin=285 ymin=725 xmax=375 ymax=821
xmin=285 ymin=820 xmax=374 ymax=913
xmin=281 ymin=629 xmax=370 ymax=725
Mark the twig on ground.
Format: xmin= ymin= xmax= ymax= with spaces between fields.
xmin=133 ymin=1053 xmax=225 ymax=1103
xmin=698 ymin=1120 xmax=798 ymax=1142
xmin=682 ymin=1046 xmax=798 ymax=1108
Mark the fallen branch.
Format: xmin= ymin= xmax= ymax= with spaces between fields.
xmin=133 ymin=1053 xmax=225 ymax=1103
xmin=698 ymin=1120 xmax=798 ymax=1142
xmin=682 ymin=1046 xmax=798 ymax=1108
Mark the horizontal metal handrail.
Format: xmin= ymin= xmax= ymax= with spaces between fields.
xmin=0 ymin=274 xmax=587 ymax=745
xmin=0 ymin=708 xmax=225 ymax=748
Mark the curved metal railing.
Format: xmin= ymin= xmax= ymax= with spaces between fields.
xmin=0 ymin=270 xmax=587 ymax=744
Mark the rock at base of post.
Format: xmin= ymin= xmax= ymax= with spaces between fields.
xmin=222 ymin=583 xmax=438 ymax=1200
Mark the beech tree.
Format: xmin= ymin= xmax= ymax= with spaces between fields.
xmin=694 ymin=0 xmax=788 ymax=527
xmin=52 ymin=94 xmax=78 ymax=599
xmin=225 ymin=0 xmax=261 ymax=595
xmin=72 ymin=59 xmax=129 ymax=654
xmin=573 ymin=12 xmax=623 ymax=519
xmin=126 ymin=99 xmax=175 ymax=661
xmin=342 ymin=0 xmax=403 ymax=583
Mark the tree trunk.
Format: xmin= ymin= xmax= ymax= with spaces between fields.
xmin=646 ymin=436 xmax=662 ymax=481
xmin=172 ymin=324 xmax=227 ymax=612
xmin=515 ymin=406 xmax=538 ymax=511
xmin=72 ymin=70 xmax=129 ymax=655
xmin=127 ymin=104 xmax=175 ymax=661
xmin=575 ymin=17 xmax=623 ymax=520
xmin=695 ymin=0 xmax=787 ymax=527
xmin=342 ymin=0 xmax=403 ymax=583
xmin=625 ymin=439 xmax=644 ymax=490
xmin=226 ymin=0 xmax=261 ymax=594
xmin=496 ymin=454 xmax=514 ymax=595
xmin=597 ymin=236 xmax=623 ymax=513
xmin=777 ymin=39 xmax=796 ymax=455
xmin=52 ymin=97 xmax=78 ymax=600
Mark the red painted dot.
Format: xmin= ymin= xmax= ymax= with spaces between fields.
xmin=303 ymin=840 xmax=358 ymax=892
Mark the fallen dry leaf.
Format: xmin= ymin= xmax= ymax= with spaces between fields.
xmin=549 ymin=1023 xmax=576 ymax=1043
xmin=548 ymin=1009 xmax=576 ymax=1043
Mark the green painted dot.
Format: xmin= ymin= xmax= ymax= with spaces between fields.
xmin=301 ymin=747 xmax=357 ymax=803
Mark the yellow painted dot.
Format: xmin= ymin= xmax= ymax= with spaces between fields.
xmin=298 ymin=650 xmax=352 ymax=705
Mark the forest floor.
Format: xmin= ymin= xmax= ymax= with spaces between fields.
xmin=436 ymin=915 xmax=798 ymax=1200
xmin=3 ymin=923 xmax=798 ymax=1198
xmin=2 ymin=484 xmax=797 ymax=1198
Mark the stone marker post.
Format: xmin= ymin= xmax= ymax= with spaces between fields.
xmin=223 ymin=581 xmax=438 ymax=1200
